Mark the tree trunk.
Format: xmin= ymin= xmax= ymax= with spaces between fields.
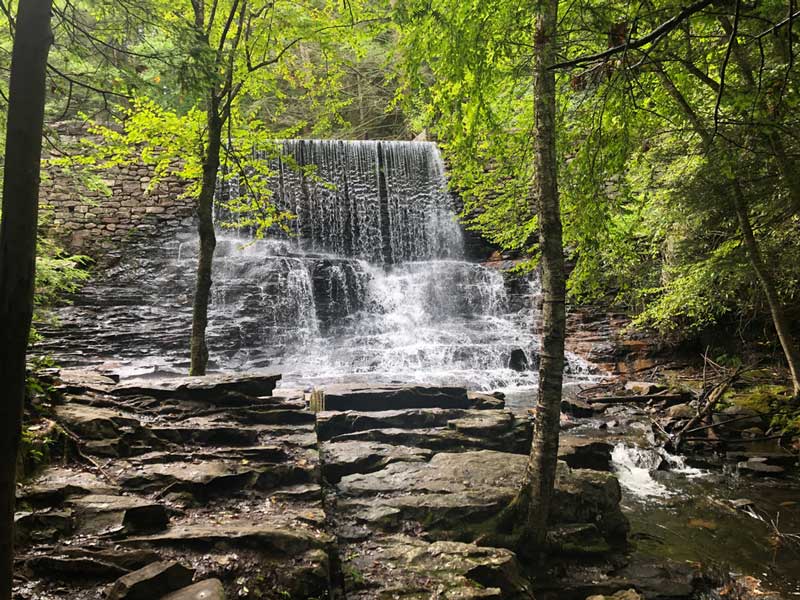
xmin=732 ymin=184 xmax=800 ymax=396
xmin=189 ymin=96 xmax=222 ymax=376
xmin=518 ymin=0 xmax=566 ymax=548
xmin=0 ymin=0 xmax=53 ymax=597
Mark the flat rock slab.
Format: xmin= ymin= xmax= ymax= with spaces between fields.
xmin=107 ymin=560 xmax=194 ymax=600
xmin=162 ymin=579 xmax=225 ymax=600
xmin=344 ymin=534 xmax=534 ymax=599
xmin=317 ymin=408 xmax=480 ymax=440
xmin=328 ymin=423 xmax=531 ymax=454
xmin=125 ymin=520 xmax=333 ymax=555
xmin=68 ymin=494 xmax=168 ymax=534
xmin=19 ymin=467 xmax=118 ymax=507
xmin=321 ymin=441 xmax=433 ymax=483
xmin=320 ymin=384 xmax=470 ymax=411
xmin=55 ymin=404 xmax=141 ymax=440
xmin=338 ymin=450 xmax=628 ymax=544
xmin=113 ymin=372 xmax=282 ymax=400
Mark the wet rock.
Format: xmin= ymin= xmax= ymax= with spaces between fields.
xmin=320 ymin=384 xmax=470 ymax=411
xmin=14 ymin=510 xmax=74 ymax=544
xmin=338 ymin=451 xmax=627 ymax=544
xmin=666 ymin=403 xmax=694 ymax=420
xmin=162 ymin=579 xmax=225 ymax=600
xmin=468 ymin=391 xmax=506 ymax=410
xmin=150 ymin=422 xmax=260 ymax=446
xmin=509 ymin=348 xmax=529 ymax=372
xmin=125 ymin=520 xmax=333 ymax=554
xmin=613 ymin=559 xmax=698 ymax=599
xmin=317 ymin=408 xmax=477 ymax=440
xmin=116 ymin=460 xmax=259 ymax=495
xmin=107 ymin=560 xmax=194 ymax=600
xmin=715 ymin=406 xmax=763 ymax=430
xmin=330 ymin=423 xmax=531 ymax=454
xmin=54 ymin=404 xmax=140 ymax=440
xmin=344 ymin=534 xmax=534 ymax=599
xmin=112 ymin=372 xmax=282 ymax=400
xmin=448 ymin=411 xmax=515 ymax=436
xmin=624 ymin=381 xmax=665 ymax=395
xmin=17 ymin=467 xmax=117 ymax=507
xmin=558 ymin=436 xmax=613 ymax=471
xmin=68 ymin=494 xmax=169 ymax=534
xmin=562 ymin=398 xmax=602 ymax=418
xmin=587 ymin=590 xmax=642 ymax=600
xmin=321 ymin=441 xmax=432 ymax=483
xmin=726 ymin=451 xmax=797 ymax=468
xmin=737 ymin=458 xmax=786 ymax=477
xmin=56 ymin=368 xmax=119 ymax=393
xmin=547 ymin=523 xmax=610 ymax=555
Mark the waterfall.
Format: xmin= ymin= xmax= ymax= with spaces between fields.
xmin=42 ymin=140 xmax=562 ymax=392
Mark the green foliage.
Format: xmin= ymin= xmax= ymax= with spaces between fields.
xmin=397 ymin=0 xmax=800 ymax=345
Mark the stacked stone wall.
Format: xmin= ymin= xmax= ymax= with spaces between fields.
xmin=40 ymin=163 xmax=194 ymax=260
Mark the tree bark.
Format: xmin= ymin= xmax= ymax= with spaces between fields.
xmin=731 ymin=184 xmax=800 ymax=395
xmin=189 ymin=95 xmax=222 ymax=376
xmin=518 ymin=0 xmax=566 ymax=548
xmin=0 ymin=0 xmax=53 ymax=596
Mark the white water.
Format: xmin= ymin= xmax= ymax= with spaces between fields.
xmin=611 ymin=442 xmax=706 ymax=499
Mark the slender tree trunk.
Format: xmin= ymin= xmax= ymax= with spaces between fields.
xmin=0 ymin=0 xmax=52 ymax=596
xmin=518 ymin=0 xmax=566 ymax=548
xmin=189 ymin=95 xmax=222 ymax=376
xmin=732 ymin=184 xmax=800 ymax=395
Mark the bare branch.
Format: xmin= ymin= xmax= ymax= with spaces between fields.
xmin=550 ymin=0 xmax=715 ymax=70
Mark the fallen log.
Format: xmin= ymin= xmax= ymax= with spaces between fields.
xmin=587 ymin=393 xmax=687 ymax=405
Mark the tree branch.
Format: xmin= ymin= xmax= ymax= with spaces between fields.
xmin=550 ymin=0 xmax=715 ymax=70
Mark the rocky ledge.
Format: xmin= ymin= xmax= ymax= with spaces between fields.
xmin=13 ymin=371 xmax=703 ymax=599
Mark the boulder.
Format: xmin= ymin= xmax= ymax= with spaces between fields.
xmin=737 ymin=459 xmax=786 ymax=477
xmin=344 ymin=535 xmax=534 ymax=599
xmin=509 ymin=348 xmax=529 ymax=372
xmin=337 ymin=451 xmax=628 ymax=544
xmin=106 ymin=561 xmax=194 ymax=600
xmin=162 ymin=579 xmax=225 ymax=600
xmin=320 ymin=384 xmax=470 ymax=411
xmin=558 ymin=436 xmax=613 ymax=471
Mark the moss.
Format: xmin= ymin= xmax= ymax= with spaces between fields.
xmin=723 ymin=384 xmax=791 ymax=415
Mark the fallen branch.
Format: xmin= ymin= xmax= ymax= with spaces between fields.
xmin=587 ymin=393 xmax=687 ymax=404
xmin=671 ymin=365 xmax=744 ymax=451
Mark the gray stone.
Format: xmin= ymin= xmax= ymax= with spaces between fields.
xmin=338 ymin=451 xmax=628 ymax=544
xmin=54 ymin=404 xmax=140 ymax=440
xmin=112 ymin=372 xmax=282 ymax=400
xmin=666 ymin=403 xmax=694 ymax=420
xmin=321 ymin=384 xmax=470 ymax=411
xmin=162 ymin=579 xmax=225 ymax=600
xmin=125 ymin=521 xmax=333 ymax=555
xmin=68 ymin=494 xmax=168 ymax=533
xmin=558 ymin=436 xmax=613 ymax=471
xmin=321 ymin=441 xmax=432 ymax=482
xmin=344 ymin=535 xmax=534 ymax=599
xmin=107 ymin=561 xmax=194 ymax=600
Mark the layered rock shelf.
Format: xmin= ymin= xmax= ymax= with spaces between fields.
xmin=14 ymin=371 xmax=707 ymax=599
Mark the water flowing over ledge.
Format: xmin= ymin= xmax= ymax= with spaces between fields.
xmin=40 ymin=140 xmax=594 ymax=392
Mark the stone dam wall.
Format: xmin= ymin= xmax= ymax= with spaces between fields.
xmin=41 ymin=162 xmax=193 ymax=260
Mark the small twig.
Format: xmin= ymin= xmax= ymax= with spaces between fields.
xmin=56 ymin=422 xmax=118 ymax=484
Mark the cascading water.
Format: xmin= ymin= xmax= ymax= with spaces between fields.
xmin=41 ymin=140 xmax=592 ymax=394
